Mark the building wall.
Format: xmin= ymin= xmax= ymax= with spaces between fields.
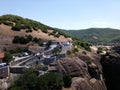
xmin=0 ymin=59 xmax=2 ymax=63
xmin=0 ymin=66 xmax=9 ymax=78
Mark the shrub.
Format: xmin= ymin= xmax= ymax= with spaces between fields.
xmin=63 ymin=74 xmax=72 ymax=88
xmin=12 ymin=36 xmax=30 ymax=44
xmin=3 ymin=52 xmax=13 ymax=63
xmin=26 ymin=29 xmax=32 ymax=33
xmin=72 ymin=48 xmax=78 ymax=53
xmin=10 ymin=70 xmax=64 ymax=90
xmin=82 ymin=51 xmax=87 ymax=55
xmin=54 ymin=34 xmax=60 ymax=38
xmin=3 ymin=21 xmax=13 ymax=26
xmin=12 ymin=25 xmax=21 ymax=31
xmin=97 ymin=47 xmax=103 ymax=54
xmin=66 ymin=50 xmax=71 ymax=55
xmin=37 ymin=73 xmax=64 ymax=90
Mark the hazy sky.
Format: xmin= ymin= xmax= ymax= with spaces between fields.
xmin=0 ymin=0 xmax=120 ymax=29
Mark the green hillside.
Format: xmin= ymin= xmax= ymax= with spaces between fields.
xmin=0 ymin=14 xmax=68 ymax=38
xmin=62 ymin=28 xmax=120 ymax=44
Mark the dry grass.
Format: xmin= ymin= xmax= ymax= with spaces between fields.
xmin=0 ymin=24 xmax=72 ymax=42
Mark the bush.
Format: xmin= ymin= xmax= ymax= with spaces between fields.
xmin=82 ymin=51 xmax=87 ymax=55
xmin=12 ymin=25 xmax=21 ymax=31
xmin=26 ymin=29 xmax=32 ymax=33
xmin=73 ymin=40 xmax=91 ymax=51
xmin=46 ymin=40 xmax=52 ymax=47
xmin=9 ymin=48 xmax=30 ymax=54
xmin=26 ymin=35 xmax=33 ymax=41
xmin=12 ymin=36 xmax=30 ymax=44
xmin=42 ymin=29 xmax=48 ymax=33
xmin=72 ymin=48 xmax=78 ymax=53
xmin=37 ymin=73 xmax=64 ymax=90
xmin=80 ymin=42 xmax=91 ymax=51
xmin=54 ymin=34 xmax=60 ymax=38
xmin=3 ymin=21 xmax=13 ymax=26
xmin=48 ymin=32 xmax=54 ymax=36
xmin=10 ymin=69 xmax=64 ymax=90
xmin=66 ymin=50 xmax=71 ymax=55
xmin=52 ymin=47 xmax=61 ymax=55
xmin=3 ymin=52 xmax=13 ymax=63
xmin=63 ymin=74 xmax=72 ymax=88
xmin=97 ymin=47 xmax=103 ymax=54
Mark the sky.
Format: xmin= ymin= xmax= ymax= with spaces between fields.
xmin=0 ymin=0 xmax=120 ymax=30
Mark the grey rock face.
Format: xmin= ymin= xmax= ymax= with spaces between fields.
xmin=56 ymin=57 xmax=107 ymax=90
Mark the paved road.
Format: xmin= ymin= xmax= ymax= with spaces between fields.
xmin=25 ymin=57 xmax=44 ymax=66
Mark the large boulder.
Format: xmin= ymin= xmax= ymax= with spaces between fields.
xmin=101 ymin=51 xmax=120 ymax=90
xmin=72 ymin=77 xmax=106 ymax=90
xmin=56 ymin=57 xmax=107 ymax=90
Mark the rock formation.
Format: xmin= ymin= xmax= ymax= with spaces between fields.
xmin=101 ymin=49 xmax=120 ymax=90
xmin=55 ymin=54 xmax=107 ymax=90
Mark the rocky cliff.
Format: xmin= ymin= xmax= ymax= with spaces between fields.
xmin=101 ymin=47 xmax=120 ymax=90
xmin=51 ymin=51 xmax=107 ymax=90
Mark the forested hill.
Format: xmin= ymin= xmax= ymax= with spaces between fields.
xmin=62 ymin=28 xmax=120 ymax=44
xmin=0 ymin=14 xmax=70 ymax=40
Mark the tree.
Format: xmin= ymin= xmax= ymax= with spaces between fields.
xmin=12 ymin=36 xmax=20 ymax=43
xmin=3 ymin=52 xmax=13 ymax=63
xmin=37 ymin=73 xmax=64 ymax=90
xmin=72 ymin=48 xmax=78 ymax=53
xmin=97 ymin=47 xmax=103 ymax=54
xmin=12 ymin=23 xmax=21 ymax=31
xmin=9 ymin=69 xmax=64 ymax=90
xmin=9 ymin=68 xmax=38 ymax=90
xmin=66 ymin=50 xmax=71 ymax=55
xmin=52 ymin=47 xmax=61 ymax=55
xmin=63 ymin=74 xmax=72 ymax=88
xmin=46 ymin=40 xmax=52 ymax=47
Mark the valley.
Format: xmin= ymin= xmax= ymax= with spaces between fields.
xmin=0 ymin=14 xmax=119 ymax=90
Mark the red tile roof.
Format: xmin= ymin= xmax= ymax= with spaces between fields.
xmin=0 ymin=53 xmax=5 ymax=59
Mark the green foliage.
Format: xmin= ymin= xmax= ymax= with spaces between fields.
xmin=73 ymin=40 xmax=91 ymax=51
xmin=82 ymin=51 xmax=87 ymax=55
xmin=32 ymin=37 xmax=43 ymax=46
xmin=48 ymin=32 xmax=54 ymax=36
xmin=66 ymin=50 xmax=71 ymax=55
xmin=12 ymin=35 xmax=44 ymax=45
xmin=9 ymin=86 xmax=22 ymax=90
xmin=13 ymin=68 xmax=38 ymax=90
xmin=9 ymin=48 xmax=30 ymax=54
xmin=32 ymin=37 xmax=40 ymax=43
xmin=97 ymin=47 xmax=103 ymax=54
xmin=62 ymin=28 xmax=120 ymax=45
xmin=3 ymin=21 xmax=13 ymax=26
xmin=26 ymin=29 xmax=32 ymax=33
xmin=42 ymin=29 xmax=48 ymax=33
xmin=80 ymin=42 xmax=91 ymax=51
xmin=3 ymin=52 xmax=13 ymax=63
xmin=72 ymin=48 xmax=78 ymax=53
xmin=10 ymin=69 xmax=64 ymax=90
xmin=0 ymin=14 xmax=69 ymax=38
xmin=63 ymin=74 xmax=72 ymax=88
xmin=12 ymin=24 xmax=21 ymax=31
xmin=12 ymin=36 xmax=28 ymax=44
xmin=26 ymin=35 xmax=33 ymax=41
xmin=37 ymin=73 xmax=64 ymax=90
xmin=52 ymin=47 xmax=61 ymax=55
xmin=54 ymin=34 xmax=60 ymax=38
xmin=46 ymin=40 xmax=52 ymax=47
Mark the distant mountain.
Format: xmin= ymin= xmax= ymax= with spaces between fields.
xmin=62 ymin=28 xmax=120 ymax=44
